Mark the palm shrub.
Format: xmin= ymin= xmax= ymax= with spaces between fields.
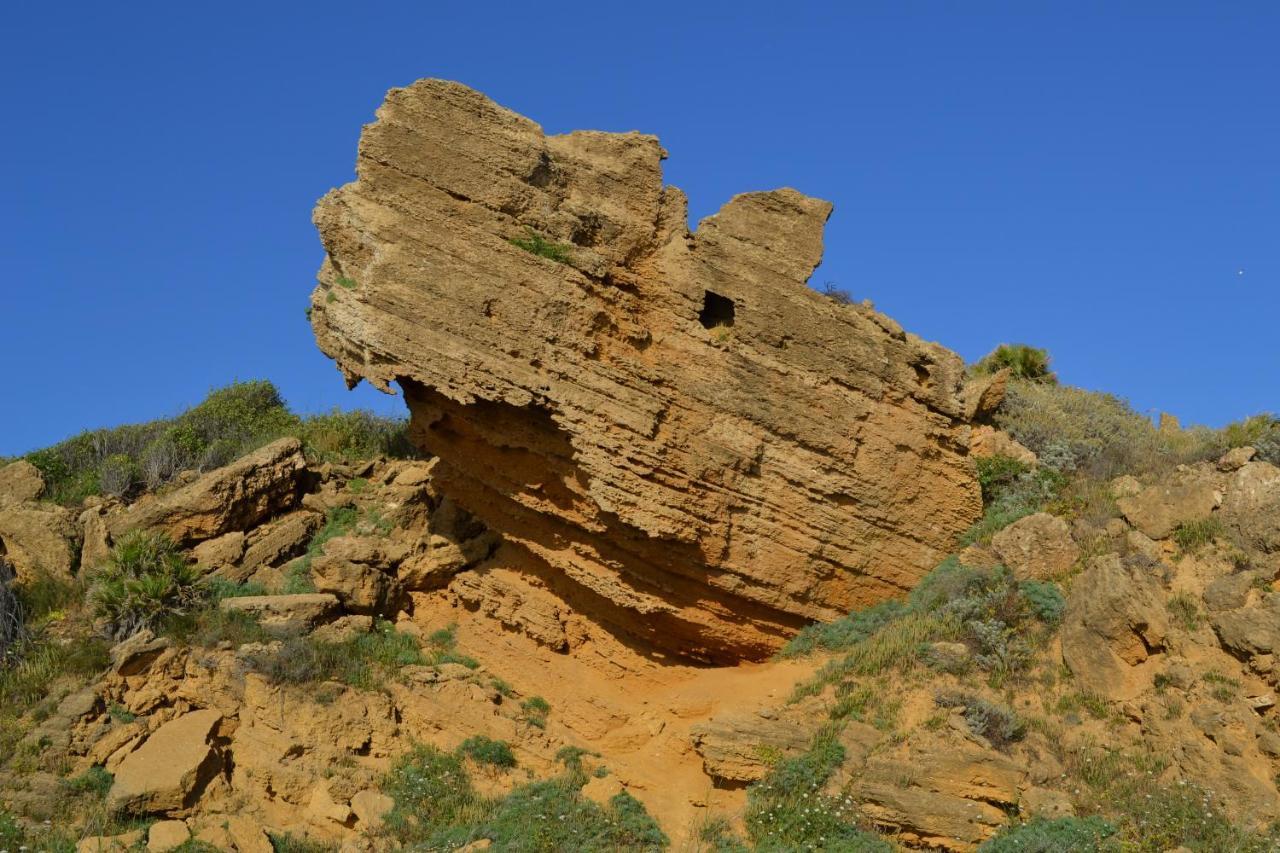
xmin=972 ymin=344 xmax=1056 ymax=382
xmin=88 ymin=531 xmax=203 ymax=639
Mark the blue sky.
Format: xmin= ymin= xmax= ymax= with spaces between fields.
xmin=2 ymin=2 xmax=1276 ymax=455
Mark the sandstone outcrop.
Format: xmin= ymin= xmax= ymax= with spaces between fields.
xmin=107 ymin=438 xmax=307 ymax=547
xmin=0 ymin=460 xmax=45 ymax=506
xmin=309 ymin=79 xmax=982 ymax=661
xmin=1061 ymin=554 xmax=1169 ymax=700
xmin=0 ymin=500 xmax=80 ymax=581
xmin=108 ymin=708 xmax=225 ymax=813
xmin=991 ymin=512 xmax=1079 ymax=580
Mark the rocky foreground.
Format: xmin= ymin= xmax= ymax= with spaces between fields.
xmin=1 ymin=80 xmax=1279 ymax=852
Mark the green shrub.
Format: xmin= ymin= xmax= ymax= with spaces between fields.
xmin=164 ymin=605 xmax=270 ymax=649
xmin=297 ymin=409 xmax=417 ymax=463
xmin=382 ymin=744 xmax=667 ymax=851
xmin=973 ymin=344 xmax=1056 ymax=382
xmin=992 ymin=380 xmax=1223 ymax=478
xmin=979 ymin=816 xmax=1118 ymax=852
xmin=267 ymin=834 xmax=339 ymax=853
xmin=1222 ymin=414 xmax=1280 ymax=451
xmin=781 ymin=600 xmax=906 ymax=658
xmin=87 ymin=531 xmax=204 ymax=640
xmin=745 ymin=728 xmax=889 ymax=851
xmin=246 ymin=621 xmax=427 ymax=691
xmin=1019 ymin=580 xmax=1066 ymax=623
xmin=698 ymin=816 xmax=751 ymax=853
xmin=62 ymin=766 xmax=113 ymax=798
xmin=458 ymin=735 xmax=517 ymax=769
xmin=1171 ymin=518 xmax=1225 ymax=553
xmin=520 ymin=696 xmax=551 ymax=729
xmin=0 ymin=560 xmax=22 ymax=662
xmin=1168 ymin=593 xmax=1202 ymax=631
xmin=793 ymin=560 xmax=1061 ymax=697
xmin=509 ymin=229 xmax=573 ymax=264
xmin=935 ymin=691 xmax=1026 ymax=747
xmin=23 ymin=380 xmax=416 ymax=505
xmin=963 ymin=461 xmax=1068 ymax=546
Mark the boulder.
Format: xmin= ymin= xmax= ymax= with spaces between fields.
xmin=1213 ymin=598 xmax=1280 ymax=658
xmin=350 ymin=789 xmax=395 ymax=829
xmin=110 ymin=629 xmax=172 ymax=675
xmin=961 ymin=368 xmax=1009 ymax=421
xmin=310 ymin=614 xmax=374 ymax=643
xmin=969 ymin=426 xmax=1037 ymax=465
xmin=107 ymin=438 xmax=307 ymax=546
xmin=1203 ymin=571 xmax=1267 ymax=612
xmin=0 ymin=501 xmax=80 ymax=581
xmin=991 ymin=512 xmax=1079 ymax=580
xmin=219 ymin=593 xmax=339 ymax=632
xmin=310 ymin=555 xmax=400 ymax=615
xmin=0 ymin=460 xmax=45 ymax=506
xmin=235 ymin=510 xmax=322 ymax=578
xmin=853 ymin=743 xmax=1026 ymax=850
xmin=1221 ymin=461 xmax=1280 ymax=553
xmin=1219 ymin=446 xmax=1257 ymax=472
xmin=399 ymin=497 xmax=499 ymax=590
xmin=689 ymin=712 xmax=814 ymax=782
xmin=108 ymin=708 xmax=223 ymax=813
xmin=79 ymin=505 xmax=113 ymax=571
xmin=147 ymin=820 xmax=191 ymax=852
xmin=308 ymin=79 xmax=982 ymax=662
xmin=192 ymin=531 xmax=246 ymax=572
xmin=1116 ymin=476 xmax=1222 ymax=541
xmin=1061 ymin=554 xmax=1169 ymax=700
xmin=77 ymin=830 xmax=145 ymax=853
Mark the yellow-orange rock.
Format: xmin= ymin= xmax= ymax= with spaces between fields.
xmin=310 ymin=79 xmax=981 ymax=661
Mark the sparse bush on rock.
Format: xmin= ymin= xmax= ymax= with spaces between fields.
xmin=934 ymin=691 xmax=1026 ymax=747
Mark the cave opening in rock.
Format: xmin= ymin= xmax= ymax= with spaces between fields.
xmin=698 ymin=290 xmax=735 ymax=330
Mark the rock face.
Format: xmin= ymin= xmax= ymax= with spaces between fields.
xmin=108 ymin=708 xmax=224 ymax=813
xmin=1061 ymin=554 xmax=1169 ymax=700
xmin=309 ymin=79 xmax=981 ymax=662
xmin=0 ymin=501 xmax=80 ymax=581
xmin=107 ymin=439 xmax=307 ymax=547
xmin=0 ymin=460 xmax=45 ymax=507
xmin=991 ymin=512 xmax=1079 ymax=580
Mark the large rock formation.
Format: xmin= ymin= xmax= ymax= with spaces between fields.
xmin=309 ymin=79 xmax=981 ymax=661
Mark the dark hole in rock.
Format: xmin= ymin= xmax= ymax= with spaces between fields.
xmin=699 ymin=291 xmax=735 ymax=330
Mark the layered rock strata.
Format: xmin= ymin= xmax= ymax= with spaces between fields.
xmin=310 ymin=79 xmax=982 ymax=661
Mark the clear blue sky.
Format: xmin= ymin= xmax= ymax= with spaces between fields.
xmin=2 ymin=2 xmax=1276 ymax=456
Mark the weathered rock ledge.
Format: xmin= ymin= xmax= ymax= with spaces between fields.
xmin=310 ymin=79 xmax=981 ymax=661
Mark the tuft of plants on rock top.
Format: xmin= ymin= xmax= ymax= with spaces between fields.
xmin=972 ymin=343 xmax=1056 ymax=382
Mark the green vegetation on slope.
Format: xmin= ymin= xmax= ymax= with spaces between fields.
xmin=381 ymin=743 xmax=667 ymax=850
xmin=20 ymin=380 xmax=417 ymax=504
